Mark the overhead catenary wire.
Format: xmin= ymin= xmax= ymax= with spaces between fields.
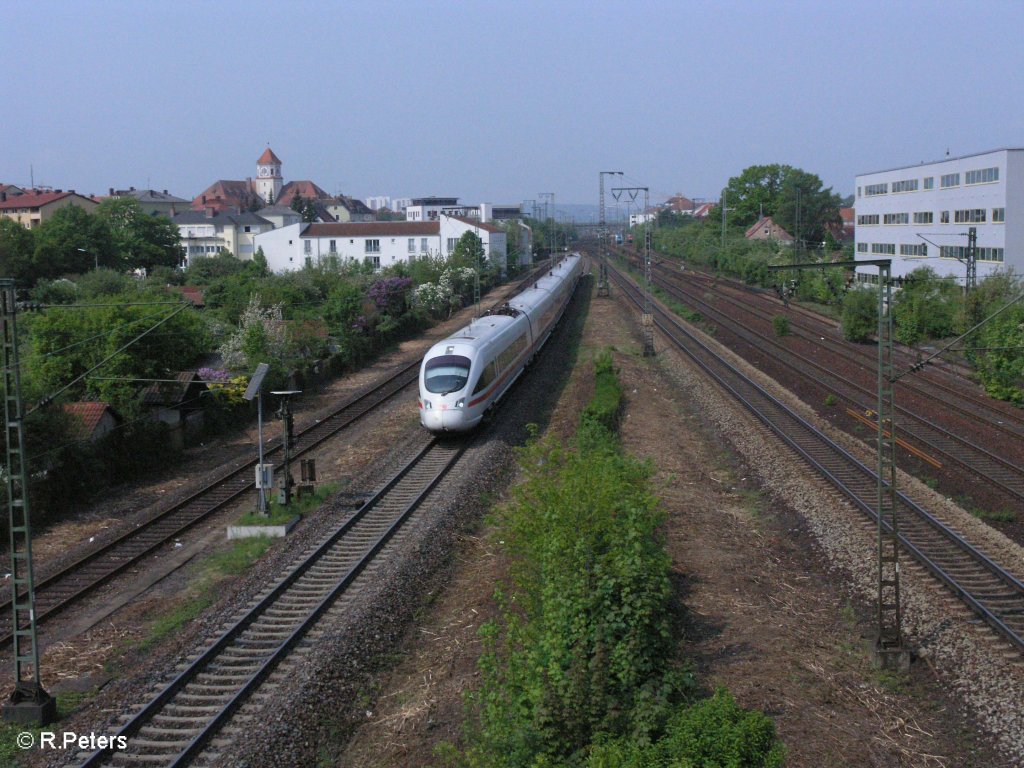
xmin=28 ymin=302 xmax=192 ymax=414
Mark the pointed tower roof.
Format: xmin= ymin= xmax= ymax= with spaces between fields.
xmin=257 ymin=147 xmax=282 ymax=165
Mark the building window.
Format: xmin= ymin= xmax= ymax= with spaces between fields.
xmin=938 ymin=245 xmax=1002 ymax=261
xmin=892 ymin=179 xmax=918 ymax=193
xmin=954 ymin=209 xmax=986 ymax=223
xmin=857 ymin=214 xmax=879 ymax=225
xmin=421 ymin=238 xmax=428 ymax=252
xmin=913 ymin=212 xmax=933 ymax=224
xmin=408 ymin=238 xmax=415 ymax=253
xmin=965 ymin=167 xmax=998 ymax=185
xmin=940 ymin=173 xmax=960 ymax=188
xmin=304 ymin=240 xmax=312 ymax=254
xmin=244 ymin=225 xmax=251 ymax=233
xmin=923 ymin=177 xmax=934 ymax=190
xmin=305 ymin=256 xmax=312 ymax=268
xmin=329 ymin=239 xmax=337 ymax=252
xmin=365 ymin=255 xmax=381 ymax=269
xmin=940 ymin=211 xmax=950 ymax=224
xmin=446 ymin=237 xmax=458 ymax=252
xmin=856 ymin=242 xmax=868 ymax=253
xmin=993 ymin=207 xmax=1005 ymax=223
xmin=856 ymin=186 xmax=861 ymax=197
xmin=864 ymin=183 xmax=888 ymax=196
xmin=365 ymin=239 xmax=380 ymax=253
xmin=900 ymin=244 xmax=926 ymax=257
xmin=883 ymin=213 xmax=909 ymax=225
xmin=871 ymin=243 xmax=895 ymax=255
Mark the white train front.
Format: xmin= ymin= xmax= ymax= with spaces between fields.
xmin=419 ymin=254 xmax=583 ymax=432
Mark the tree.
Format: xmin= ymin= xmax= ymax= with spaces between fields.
xmin=0 ymin=218 xmax=36 ymax=283
xmin=96 ymin=197 xmax=182 ymax=272
xmin=31 ymin=205 xmax=117 ymax=280
xmin=841 ymin=287 xmax=878 ymax=342
xmin=290 ymin=193 xmax=318 ymax=223
xmin=715 ymin=164 xmax=842 ymax=244
xmin=451 ymin=230 xmax=486 ymax=270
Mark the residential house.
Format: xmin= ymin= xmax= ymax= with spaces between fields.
xmin=173 ymin=209 xmax=273 ymax=264
xmin=254 ymin=214 xmax=508 ymax=273
xmin=107 ymin=187 xmax=189 ymax=217
xmin=745 ymin=216 xmax=794 ymax=244
xmin=691 ymin=202 xmax=715 ymax=219
xmin=325 ymin=196 xmax=374 ymax=223
xmin=0 ymin=190 xmax=98 ymax=229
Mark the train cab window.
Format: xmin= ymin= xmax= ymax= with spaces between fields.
xmin=473 ymin=361 xmax=497 ymax=395
xmin=424 ymin=354 xmax=471 ymax=394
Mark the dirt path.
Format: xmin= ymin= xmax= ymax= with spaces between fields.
xmin=335 ymin=280 xmax=1002 ymax=768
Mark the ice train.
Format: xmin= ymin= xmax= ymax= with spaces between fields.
xmin=419 ymin=254 xmax=583 ymax=432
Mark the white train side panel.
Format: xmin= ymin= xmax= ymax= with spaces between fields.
xmin=419 ymin=254 xmax=582 ymax=432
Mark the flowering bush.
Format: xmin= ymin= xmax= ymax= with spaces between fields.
xmin=199 ymin=367 xmax=249 ymax=403
xmin=218 ymin=295 xmax=288 ymax=372
xmin=367 ymin=276 xmax=412 ymax=315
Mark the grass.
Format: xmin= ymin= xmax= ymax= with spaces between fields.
xmin=970 ymin=507 xmax=1017 ymax=523
xmin=235 ymin=482 xmax=339 ymax=527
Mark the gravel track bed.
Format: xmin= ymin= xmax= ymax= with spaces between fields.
xmin=647 ymin=256 xmax=1024 ymax=532
xmin=649 ymin=296 xmax=1024 ymax=765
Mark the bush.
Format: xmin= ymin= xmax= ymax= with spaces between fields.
xmin=771 ymin=315 xmax=789 ymax=337
xmin=580 ymin=350 xmax=622 ymax=434
xmin=587 ymin=689 xmax=786 ymax=768
xmin=841 ymin=287 xmax=877 ymax=342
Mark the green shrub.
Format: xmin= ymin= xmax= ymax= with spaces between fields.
xmin=587 ymin=688 xmax=786 ymax=768
xmin=841 ymin=287 xmax=877 ymax=342
xmin=580 ymin=350 xmax=622 ymax=434
xmin=771 ymin=315 xmax=789 ymax=337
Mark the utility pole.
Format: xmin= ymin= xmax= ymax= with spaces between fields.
xmin=966 ymin=226 xmax=977 ymax=295
xmin=271 ymin=390 xmax=301 ymax=506
xmin=721 ymin=189 xmax=728 ymax=250
xmin=539 ymin=192 xmax=555 ymax=268
xmin=243 ymin=363 xmax=272 ymax=515
xmin=598 ymin=172 xmax=623 ymax=297
xmin=769 ymin=260 xmax=908 ymax=671
xmin=613 ymin=186 xmax=653 ymax=355
xmin=1 ymin=281 xmax=56 ymax=726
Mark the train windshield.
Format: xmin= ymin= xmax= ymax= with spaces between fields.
xmin=424 ymin=354 xmax=471 ymax=394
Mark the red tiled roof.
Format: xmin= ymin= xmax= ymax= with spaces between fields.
xmin=0 ymin=191 xmax=75 ymax=210
xmin=63 ymin=402 xmax=116 ymax=440
xmin=257 ymin=147 xmax=282 ymax=165
xmin=191 ymin=179 xmax=260 ymax=211
xmin=839 ymin=207 xmax=855 ymax=223
xmin=166 ymin=285 xmax=205 ymax=306
xmin=303 ymin=221 xmax=440 ymax=237
xmin=276 ymin=180 xmax=331 ymax=205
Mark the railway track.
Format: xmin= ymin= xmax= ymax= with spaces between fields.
xmin=614 ymin=252 xmax=1024 ymax=505
xmin=0 ymin=361 xmax=420 ymax=648
xmin=79 ymin=437 xmax=464 ymax=767
xmin=0 ymin=266 xmax=553 ymax=652
xmin=607 ymin=262 xmax=1024 ymax=655
xmin=663 ymin=259 xmax=1024 ymax=444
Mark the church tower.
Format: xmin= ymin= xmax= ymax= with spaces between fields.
xmin=255 ymin=147 xmax=283 ymax=204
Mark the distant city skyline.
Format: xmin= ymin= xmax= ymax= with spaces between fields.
xmin=3 ymin=0 xmax=1022 ymax=205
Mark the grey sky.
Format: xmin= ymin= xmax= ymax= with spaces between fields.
xmin=3 ymin=0 xmax=1023 ymax=205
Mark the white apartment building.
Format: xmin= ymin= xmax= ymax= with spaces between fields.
xmin=364 ymin=195 xmax=391 ymax=211
xmin=854 ymin=148 xmax=1023 ymax=283
xmin=253 ymin=216 xmax=508 ymax=274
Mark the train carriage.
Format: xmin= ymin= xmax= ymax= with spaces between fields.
xmin=419 ymin=254 xmax=582 ymax=432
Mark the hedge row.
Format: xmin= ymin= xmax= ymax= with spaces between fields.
xmin=448 ymin=351 xmax=784 ymax=767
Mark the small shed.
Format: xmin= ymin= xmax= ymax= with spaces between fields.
xmin=62 ymin=402 xmax=120 ymax=442
xmin=141 ymin=371 xmax=209 ymax=447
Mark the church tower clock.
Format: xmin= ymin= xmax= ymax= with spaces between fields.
xmin=255 ymin=147 xmax=283 ymax=204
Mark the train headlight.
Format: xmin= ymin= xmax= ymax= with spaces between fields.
xmin=455 ymin=398 xmax=465 ymax=409
xmin=423 ymin=400 xmax=432 ymax=409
